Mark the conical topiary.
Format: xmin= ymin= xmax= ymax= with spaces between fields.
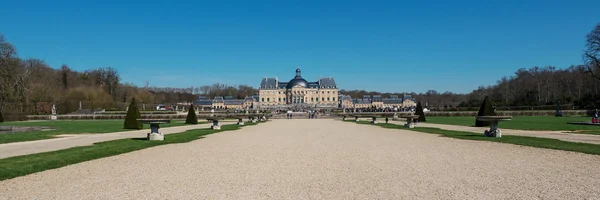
xmin=475 ymin=96 xmax=496 ymax=127
xmin=185 ymin=104 xmax=198 ymax=124
xmin=123 ymin=97 xmax=142 ymax=129
xmin=415 ymin=102 xmax=426 ymax=122
xmin=0 ymin=111 xmax=4 ymax=123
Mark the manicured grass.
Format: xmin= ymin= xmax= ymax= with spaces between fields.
xmin=347 ymin=120 xmax=600 ymax=156
xmin=0 ymin=120 xmax=203 ymax=144
xmin=0 ymin=122 xmax=261 ymax=181
xmin=427 ymin=116 xmax=600 ymax=134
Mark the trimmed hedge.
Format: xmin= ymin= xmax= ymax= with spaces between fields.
xmin=185 ymin=104 xmax=198 ymax=124
xmin=475 ymin=96 xmax=496 ymax=127
xmin=123 ymin=98 xmax=142 ymax=129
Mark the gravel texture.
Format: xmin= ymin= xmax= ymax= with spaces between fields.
xmin=1 ymin=119 xmax=600 ymax=199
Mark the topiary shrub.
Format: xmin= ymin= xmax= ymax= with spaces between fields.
xmin=415 ymin=102 xmax=426 ymax=122
xmin=0 ymin=111 xmax=4 ymax=123
xmin=475 ymin=96 xmax=497 ymax=127
xmin=185 ymin=104 xmax=198 ymax=124
xmin=123 ymin=97 xmax=142 ymax=129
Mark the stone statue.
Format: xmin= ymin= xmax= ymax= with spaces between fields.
xmin=79 ymin=101 xmax=82 ymax=110
xmin=51 ymin=104 xmax=57 ymax=115
xmin=555 ymin=101 xmax=563 ymax=117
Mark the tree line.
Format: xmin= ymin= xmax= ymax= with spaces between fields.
xmin=0 ymin=33 xmax=258 ymax=121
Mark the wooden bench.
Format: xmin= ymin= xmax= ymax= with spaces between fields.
xmin=476 ymin=116 xmax=512 ymax=137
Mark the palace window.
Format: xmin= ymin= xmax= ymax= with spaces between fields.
xmin=262 ymin=98 xmax=264 ymax=102
xmin=327 ymin=97 xmax=330 ymax=101
xmin=267 ymin=98 xmax=270 ymax=102
xmin=333 ymin=97 xmax=335 ymax=101
xmin=311 ymin=97 xmax=314 ymax=101
xmin=322 ymin=98 xmax=325 ymax=101
xmin=278 ymin=98 xmax=281 ymax=102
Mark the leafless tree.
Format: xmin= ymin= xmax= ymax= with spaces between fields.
xmin=584 ymin=23 xmax=600 ymax=79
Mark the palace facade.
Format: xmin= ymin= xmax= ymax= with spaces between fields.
xmin=258 ymin=67 xmax=339 ymax=107
xmin=339 ymin=94 xmax=417 ymax=109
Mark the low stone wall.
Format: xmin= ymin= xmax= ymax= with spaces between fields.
xmin=26 ymin=114 xmax=189 ymax=120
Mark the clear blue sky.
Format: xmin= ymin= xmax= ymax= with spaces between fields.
xmin=1 ymin=0 xmax=598 ymax=94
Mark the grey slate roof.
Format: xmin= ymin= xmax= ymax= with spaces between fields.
xmin=244 ymin=97 xmax=256 ymax=102
xmin=277 ymin=82 xmax=288 ymax=89
xmin=319 ymin=77 xmax=336 ymax=88
xmin=224 ymin=100 xmax=245 ymax=105
xmin=260 ymin=78 xmax=278 ymax=89
xmin=383 ymin=99 xmax=404 ymax=104
xmin=353 ymin=99 xmax=371 ymax=104
xmin=194 ymin=100 xmax=213 ymax=106
xmin=213 ymin=96 xmax=224 ymax=103
xmin=373 ymin=95 xmax=383 ymax=102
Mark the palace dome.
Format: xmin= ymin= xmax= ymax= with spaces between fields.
xmin=286 ymin=78 xmax=309 ymax=89
xmin=286 ymin=67 xmax=309 ymax=89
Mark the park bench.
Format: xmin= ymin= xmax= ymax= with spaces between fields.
xmin=136 ymin=119 xmax=172 ymax=141
xmin=476 ymin=116 xmax=512 ymax=137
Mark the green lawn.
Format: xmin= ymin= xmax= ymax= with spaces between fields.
xmin=426 ymin=116 xmax=600 ymax=134
xmin=0 ymin=120 xmax=201 ymax=144
xmin=0 ymin=122 xmax=261 ymax=181
xmin=349 ymin=120 xmax=600 ymax=156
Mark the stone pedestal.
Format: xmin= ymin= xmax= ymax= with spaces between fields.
xmin=484 ymin=121 xmax=502 ymax=137
xmin=50 ymin=115 xmax=57 ymax=120
xmin=404 ymin=118 xmax=415 ymax=128
xmin=371 ymin=120 xmax=377 ymax=124
xmin=251 ymin=119 xmax=257 ymax=123
xmin=148 ymin=133 xmax=164 ymax=141
xmin=237 ymin=122 xmax=245 ymax=125
xmin=355 ymin=119 xmax=360 ymax=122
xmin=211 ymin=120 xmax=220 ymax=130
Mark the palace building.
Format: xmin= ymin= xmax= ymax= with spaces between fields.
xmin=258 ymin=67 xmax=339 ymax=107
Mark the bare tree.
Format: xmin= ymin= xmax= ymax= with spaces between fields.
xmin=584 ymin=23 xmax=600 ymax=79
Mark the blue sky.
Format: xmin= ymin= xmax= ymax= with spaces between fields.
xmin=1 ymin=0 xmax=598 ymax=93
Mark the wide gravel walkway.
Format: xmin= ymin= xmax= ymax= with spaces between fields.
xmin=1 ymin=119 xmax=599 ymax=199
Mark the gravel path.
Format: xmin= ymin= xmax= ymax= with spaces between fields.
xmin=1 ymin=119 xmax=599 ymax=199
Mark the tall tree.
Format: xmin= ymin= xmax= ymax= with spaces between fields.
xmin=584 ymin=23 xmax=600 ymax=79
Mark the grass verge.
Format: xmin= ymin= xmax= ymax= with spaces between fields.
xmin=0 ymin=122 xmax=261 ymax=181
xmin=0 ymin=120 xmax=205 ymax=144
xmin=426 ymin=116 xmax=600 ymax=135
xmin=347 ymin=120 xmax=600 ymax=156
